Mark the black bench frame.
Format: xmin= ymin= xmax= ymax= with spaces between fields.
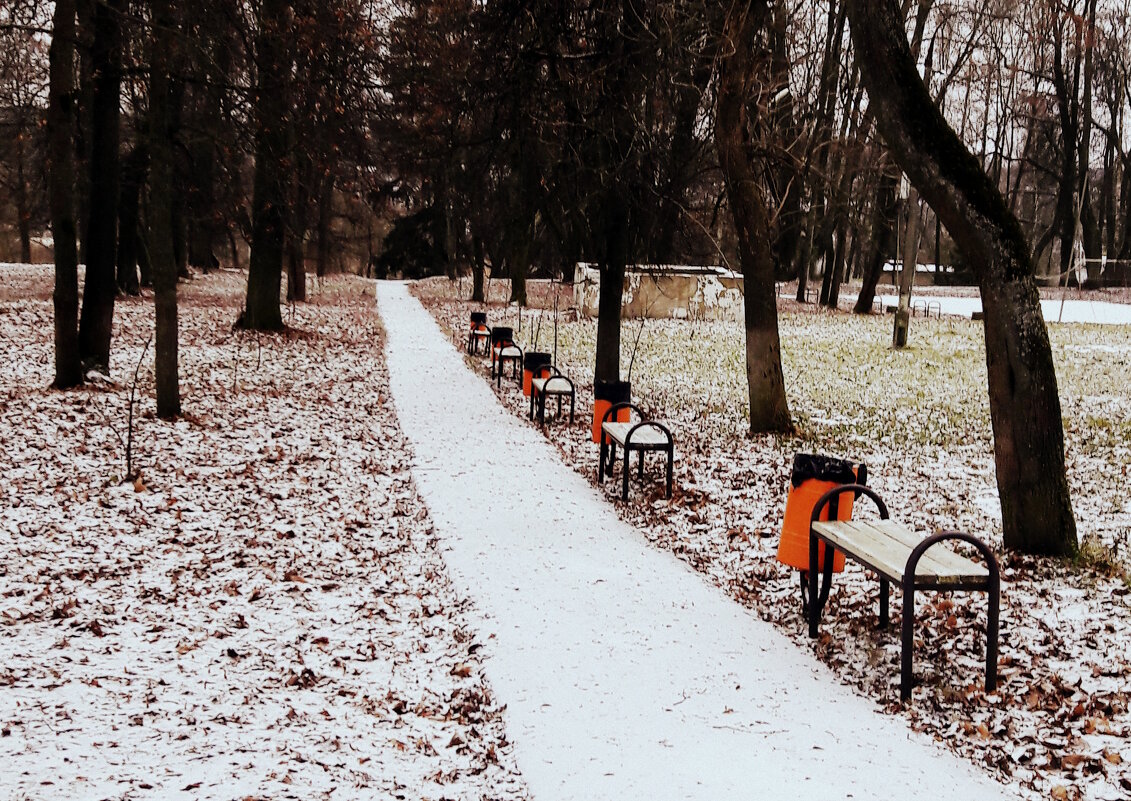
xmin=597 ymin=402 xmax=674 ymax=501
xmin=528 ymin=366 xmax=576 ymax=426
xmin=806 ymin=484 xmax=1000 ymax=701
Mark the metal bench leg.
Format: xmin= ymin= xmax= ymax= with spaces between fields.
xmin=606 ymin=442 xmax=616 ymax=477
xmin=879 ymin=577 xmax=889 ymax=628
xmin=808 ymin=542 xmax=821 ymax=638
xmin=638 ymin=450 xmax=644 ymax=479
xmin=901 ymin=578 xmax=916 ymax=701
xmin=529 ymin=387 xmax=535 ymax=420
xmin=538 ymin=392 xmax=546 ymax=426
xmin=665 ymin=446 xmax=673 ymax=498
xmin=622 ymin=448 xmax=630 ymax=500
xmin=569 ymin=393 xmax=575 ymax=423
xmin=598 ymin=437 xmax=607 ymax=483
xmin=987 ymin=576 xmax=1000 ymax=694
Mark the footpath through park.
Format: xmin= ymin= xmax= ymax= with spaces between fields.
xmin=377 ymin=281 xmax=1019 ymax=801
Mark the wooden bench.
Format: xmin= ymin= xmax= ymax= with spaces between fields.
xmin=493 ymin=344 xmax=523 ymax=386
xmin=529 ymin=368 xmax=575 ymax=426
xmin=597 ymin=402 xmax=673 ymax=501
xmin=468 ymin=326 xmax=491 ymax=354
xmin=806 ymin=484 xmax=1000 ymax=701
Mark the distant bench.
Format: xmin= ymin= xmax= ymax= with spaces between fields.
xmin=529 ymin=368 xmax=575 ymax=427
xmin=806 ymin=484 xmax=1000 ymax=701
xmin=598 ymin=402 xmax=673 ymax=501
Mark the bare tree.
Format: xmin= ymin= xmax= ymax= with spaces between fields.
xmin=845 ymin=0 xmax=1077 ymax=556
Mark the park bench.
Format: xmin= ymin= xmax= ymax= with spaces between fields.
xmin=488 ymin=327 xmax=522 ymax=387
xmin=598 ymin=402 xmax=674 ymax=501
xmin=467 ymin=312 xmax=490 ymax=354
xmin=529 ymin=367 xmax=576 ymax=427
xmin=805 ymin=484 xmax=1000 ymax=701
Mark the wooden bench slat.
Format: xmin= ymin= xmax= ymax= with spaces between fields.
xmin=812 ymin=520 xmax=989 ymax=586
xmin=532 ymin=377 xmax=572 ymax=395
xmin=866 ymin=521 xmax=989 ymax=580
xmin=832 ymin=520 xmax=964 ymax=579
xmin=601 ymin=421 xmax=671 ymax=448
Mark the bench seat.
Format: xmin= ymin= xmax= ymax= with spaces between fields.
xmin=600 ymin=421 xmax=671 ymax=449
xmin=530 ymin=374 xmax=575 ymax=426
xmin=812 ymin=520 xmax=990 ymax=588
xmin=597 ymin=404 xmax=674 ymax=501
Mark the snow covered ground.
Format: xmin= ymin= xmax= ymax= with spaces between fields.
xmin=864 ymin=293 xmax=1131 ymax=325
xmin=380 ymin=281 xmax=1018 ymax=801
xmin=0 ymin=266 xmax=528 ymax=800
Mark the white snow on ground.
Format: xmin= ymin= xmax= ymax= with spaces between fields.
xmin=866 ymin=293 xmax=1131 ymax=324
xmin=0 ymin=266 xmax=528 ymax=800
xmin=378 ymin=281 xmax=1021 ymax=801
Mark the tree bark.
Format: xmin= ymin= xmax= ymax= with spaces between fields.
xmin=48 ymin=0 xmax=82 ymax=389
xmin=715 ymin=0 xmax=791 ymax=434
xmin=242 ymin=0 xmax=291 ymax=331
xmin=845 ymin=0 xmax=1077 ymax=556
xmin=893 ymin=186 xmax=921 ymax=348
xmin=854 ymin=168 xmax=898 ymax=313
xmin=77 ymin=0 xmax=127 ymax=373
xmin=149 ymin=0 xmax=180 ymax=418
xmin=594 ymin=196 xmax=628 ymax=385
xmin=286 ymin=235 xmax=307 ymax=302
xmin=316 ymin=174 xmax=333 ymax=277
xmin=116 ymin=143 xmax=147 ymax=295
xmin=471 ymin=235 xmax=485 ymax=302
xmin=14 ymin=137 xmax=32 ymax=263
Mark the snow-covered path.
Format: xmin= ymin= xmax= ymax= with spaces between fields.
xmin=378 ymin=281 xmax=1018 ymax=801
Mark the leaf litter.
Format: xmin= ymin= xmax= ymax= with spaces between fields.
xmin=0 ymin=266 xmax=528 ymax=800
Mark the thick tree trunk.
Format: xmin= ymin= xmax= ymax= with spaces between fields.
xmin=243 ymin=0 xmax=291 ymax=331
xmin=77 ymin=0 xmax=127 ymax=373
xmin=149 ymin=0 xmax=180 ymax=418
xmin=854 ymin=169 xmax=898 ymax=313
xmin=846 ymin=0 xmax=1077 ymax=556
xmin=48 ymin=0 xmax=82 ymax=389
xmin=715 ymin=0 xmax=790 ymax=433
xmin=594 ymin=197 xmax=628 ymax=385
xmin=508 ymin=237 xmax=529 ymax=307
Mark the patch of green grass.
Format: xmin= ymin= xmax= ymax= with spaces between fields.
xmin=1074 ymin=533 xmax=1131 ymax=586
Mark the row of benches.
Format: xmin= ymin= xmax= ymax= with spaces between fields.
xmin=468 ymin=316 xmax=675 ymax=500
xmin=467 ymin=313 xmax=996 ymax=702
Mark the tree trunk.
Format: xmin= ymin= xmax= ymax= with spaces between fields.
xmin=854 ymin=169 xmax=898 ymax=313
xmin=594 ymin=196 xmax=628 ymax=385
xmin=827 ymin=222 xmax=847 ymax=309
xmin=242 ymin=0 xmax=291 ymax=331
xmin=471 ymin=235 xmax=485 ymax=302
xmin=316 ymin=175 xmax=333 ymax=277
xmin=286 ymin=235 xmax=307 ymax=302
xmin=48 ymin=0 xmax=82 ymax=389
xmin=149 ymin=0 xmax=180 ymax=418
xmin=116 ymin=143 xmax=147 ymax=295
xmin=846 ymin=0 xmax=1077 ymax=556
xmin=509 ymin=237 xmax=529 ymax=307
xmin=14 ymin=139 xmax=32 ymax=263
xmin=715 ymin=0 xmax=791 ymax=433
xmin=893 ymin=186 xmax=921 ymax=348
xmin=77 ymin=0 xmax=127 ymax=374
